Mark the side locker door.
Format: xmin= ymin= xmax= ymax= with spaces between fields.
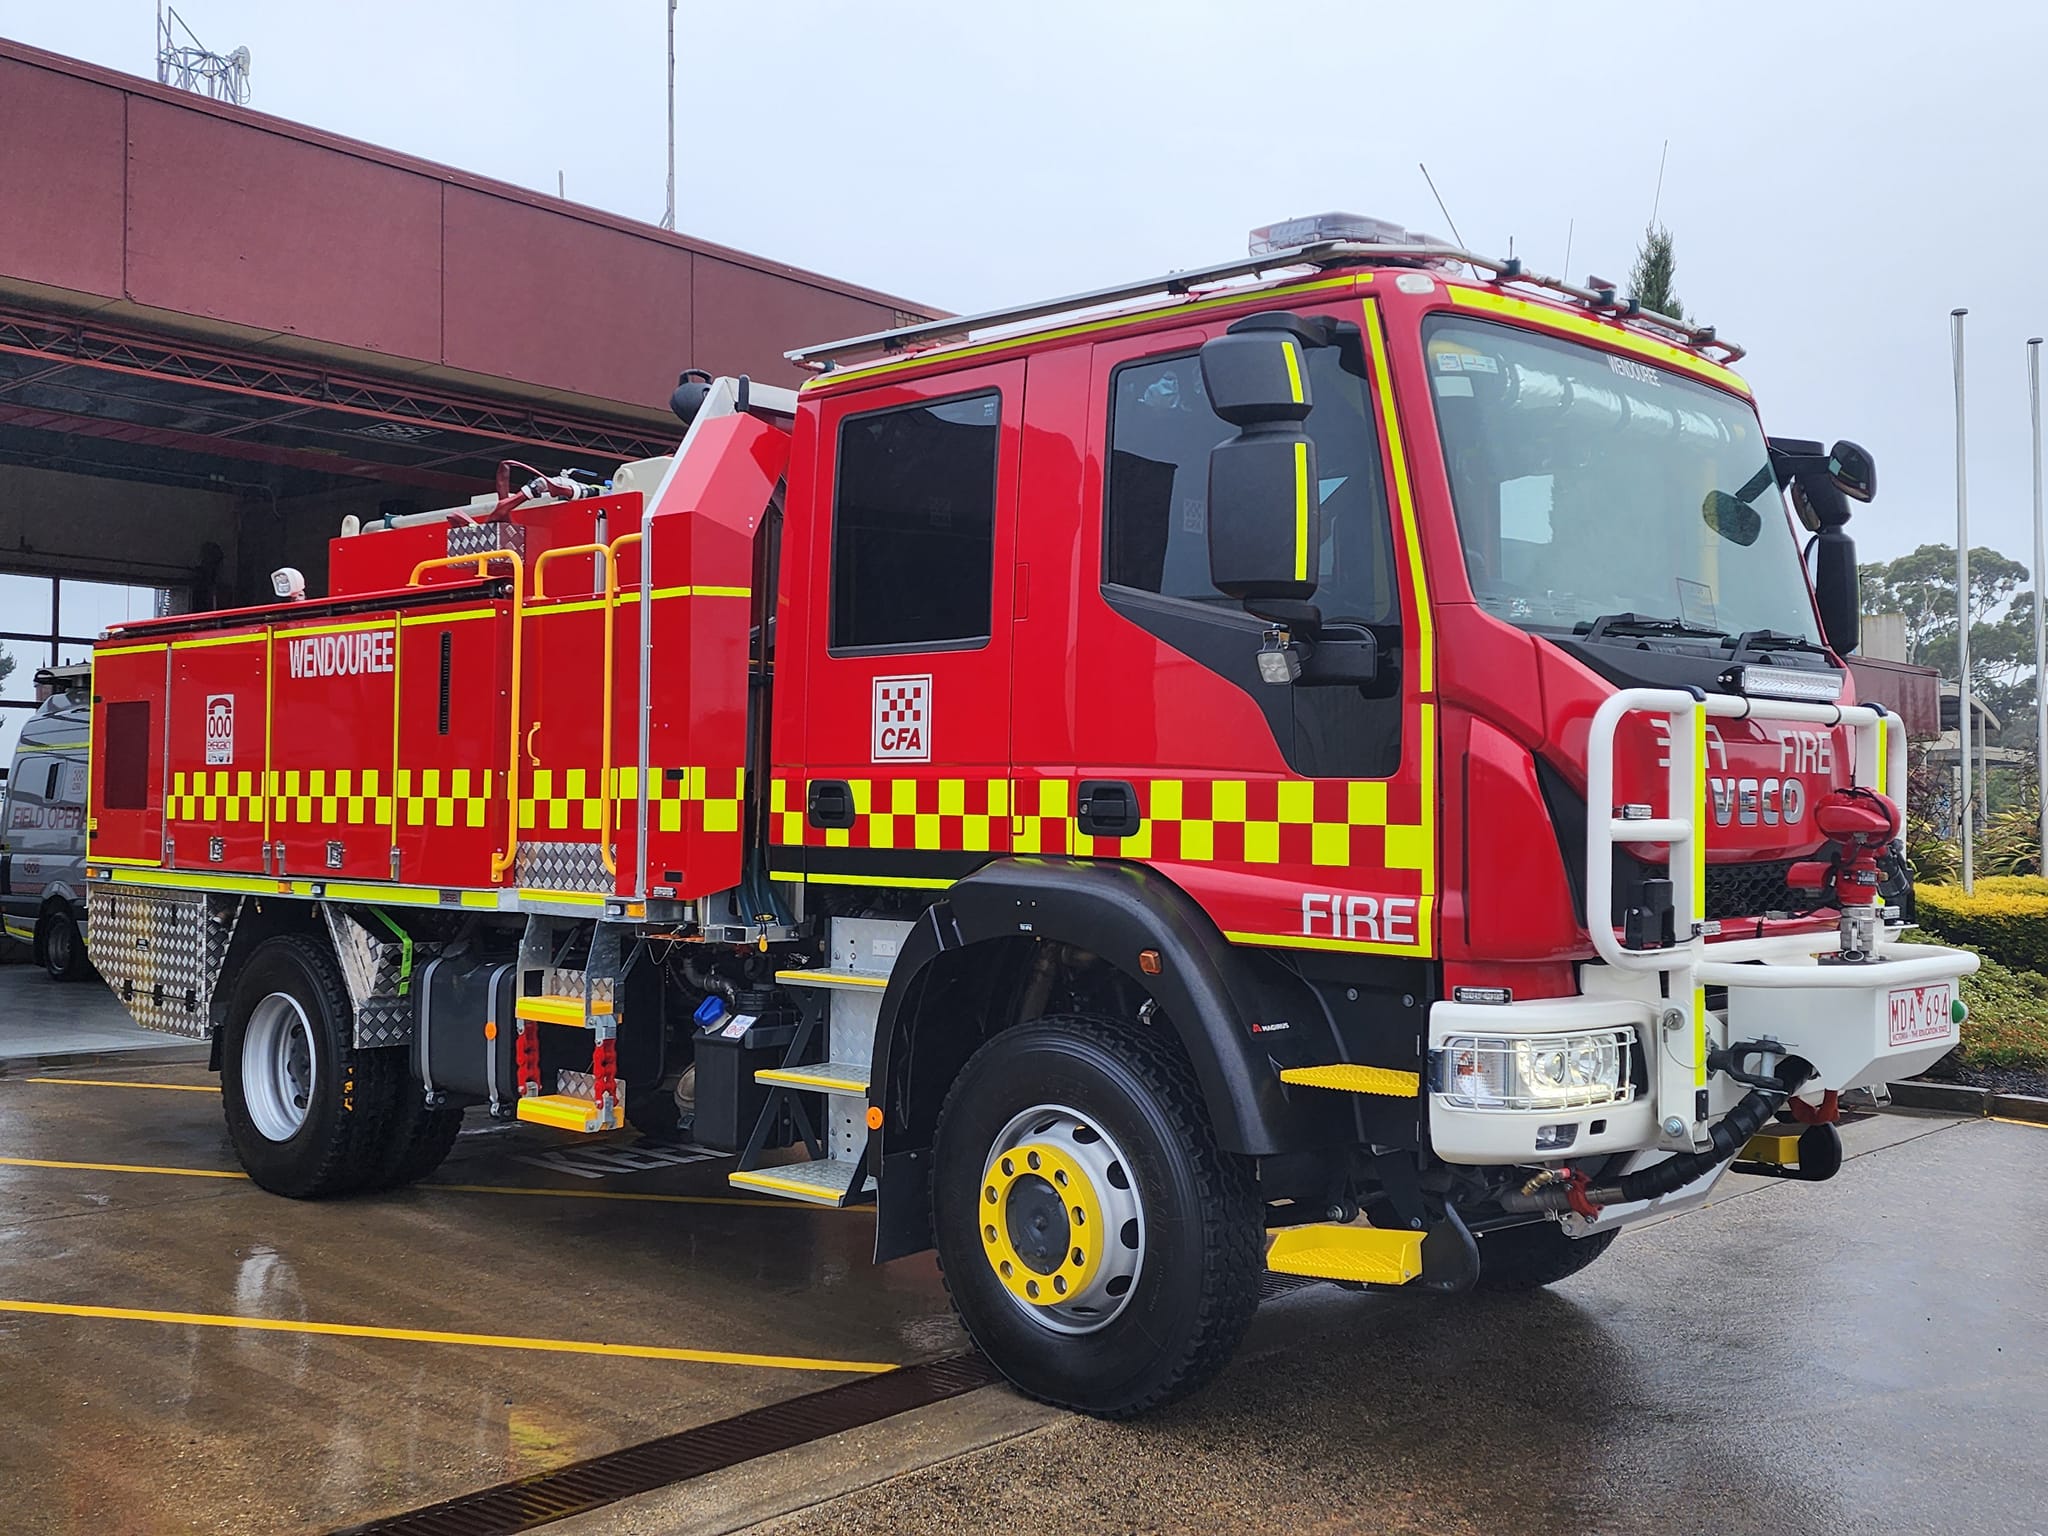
xmin=270 ymin=614 xmax=401 ymax=881
xmin=88 ymin=641 xmax=170 ymax=869
xmin=164 ymin=632 xmax=270 ymax=874
xmin=394 ymin=608 xmax=509 ymax=893
xmin=791 ymin=362 xmax=1024 ymax=887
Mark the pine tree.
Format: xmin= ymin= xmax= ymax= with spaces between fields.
xmin=1629 ymin=222 xmax=1683 ymax=320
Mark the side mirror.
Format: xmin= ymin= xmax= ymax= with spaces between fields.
xmin=1200 ymin=328 xmax=1320 ymax=604
xmin=1701 ymin=490 xmax=1762 ymax=548
xmin=1829 ymin=440 xmax=1876 ymax=503
xmin=1814 ymin=526 xmax=1859 ymax=656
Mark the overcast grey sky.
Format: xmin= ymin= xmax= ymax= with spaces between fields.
xmin=6 ymin=0 xmax=2046 ymax=568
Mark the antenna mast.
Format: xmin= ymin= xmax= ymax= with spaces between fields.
xmin=156 ymin=3 xmax=251 ymax=106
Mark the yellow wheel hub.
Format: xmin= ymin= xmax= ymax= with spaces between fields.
xmin=980 ymin=1140 xmax=1104 ymax=1307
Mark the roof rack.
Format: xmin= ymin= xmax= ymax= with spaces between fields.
xmin=788 ymin=241 xmax=1742 ymax=372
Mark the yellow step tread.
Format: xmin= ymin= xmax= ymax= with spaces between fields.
xmin=515 ymin=994 xmax=616 ymax=1026
xmin=1740 ymin=1127 xmax=1804 ymax=1166
xmin=756 ymin=1063 xmax=870 ymax=1094
xmin=515 ymin=1092 xmax=623 ymax=1133
xmin=772 ymin=968 xmax=888 ymax=990
xmin=1279 ymin=1063 xmax=1421 ymax=1097
xmin=1267 ymin=1224 xmax=1424 ymax=1285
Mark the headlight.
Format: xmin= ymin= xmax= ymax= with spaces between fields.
xmin=1434 ymin=1029 xmax=1635 ymax=1110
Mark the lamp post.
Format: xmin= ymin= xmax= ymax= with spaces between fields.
xmin=1954 ymin=308 xmax=1973 ymax=892
xmin=660 ymin=0 xmax=677 ymax=231
xmin=2032 ymin=336 xmax=2045 ymax=879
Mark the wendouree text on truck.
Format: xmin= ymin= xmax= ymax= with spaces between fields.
xmin=80 ymin=214 xmax=1975 ymax=1417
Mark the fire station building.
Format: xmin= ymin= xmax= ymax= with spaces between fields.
xmin=0 ymin=36 xmax=932 ymax=759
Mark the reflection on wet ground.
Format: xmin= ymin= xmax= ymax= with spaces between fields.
xmin=0 ymin=1057 xmax=961 ymax=1535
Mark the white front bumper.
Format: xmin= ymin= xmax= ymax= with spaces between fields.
xmin=1428 ymin=938 xmax=1979 ymax=1166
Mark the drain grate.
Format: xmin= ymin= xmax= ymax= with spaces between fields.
xmin=330 ymin=1352 xmax=1001 ymax=1536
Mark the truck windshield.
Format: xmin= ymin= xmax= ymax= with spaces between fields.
xmin=1424 ymin=314 xmax=1819 ymax=642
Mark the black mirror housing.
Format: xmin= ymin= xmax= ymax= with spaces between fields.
xmin=1829 ymin=439 xmax=1876 ymax=503
xmin=1199 ymin=328 xmax=1322 ymax=605
xmin=1814 ymin=526 xmax=1859 ymax=655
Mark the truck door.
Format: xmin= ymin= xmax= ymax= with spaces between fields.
xmin=165 ymin=631 xmax=270 ymax=874
xmin=89 ymin=641 xmax=170 ymax=870
xmin=1015 ymin=296 xmax=1433 ymax=956
xmin=789 ymin=362 xmax=1023 ymax=887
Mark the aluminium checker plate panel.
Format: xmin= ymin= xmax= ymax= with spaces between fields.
xmin=87 ymin=886 xmax=241 ymax=1040
xmin=321 ymin=905 xmax=442 ymax=1048
xmin=516 ymin=841 xmax=612 ymax=894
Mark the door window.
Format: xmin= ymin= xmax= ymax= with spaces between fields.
xmin=1104 ymin=348 xmax=1399 ymax=625
xmin=829 ymin=392 xmax=1001 ymax=652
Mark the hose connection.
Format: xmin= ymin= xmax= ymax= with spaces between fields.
xmin=1500 ymin=1045 xmax=1815 ymax=1217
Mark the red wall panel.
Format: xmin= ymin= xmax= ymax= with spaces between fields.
xmin=0 ymin=58 xmax=126 ymax=299
xmin=692 ymin=259 xmax=900 ymax=385
xmin=124 ymin=97 xmax=443 ymax=358
xmin=441 ymin=186 xmax=693 ymax=411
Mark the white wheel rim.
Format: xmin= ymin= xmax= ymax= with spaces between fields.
xmin=243 ymin=992 xmax=317 ymax=1142
xmin=979 ymin=1104 xmax=1147 ymax=1335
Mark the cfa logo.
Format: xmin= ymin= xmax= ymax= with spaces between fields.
xmin=205 ymin=694 xmax=235 ymax=765
xmin=872 ymin=674 xmax=931 ymax=762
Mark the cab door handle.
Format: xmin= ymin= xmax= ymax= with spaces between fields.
xmin=1076 ymin=780 xmax=1140 ymax=839
xmin=807 ymin=780 xmax=856 ymax=830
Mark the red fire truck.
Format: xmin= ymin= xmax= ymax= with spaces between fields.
xmin=84 ymin=215 xmax=1977 ymax=1416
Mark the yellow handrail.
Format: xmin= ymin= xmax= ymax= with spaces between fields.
xmin=409 ymin=550 xmax=525 ymax=880
xmin=530 ymin=541 xmax=620 ymax=876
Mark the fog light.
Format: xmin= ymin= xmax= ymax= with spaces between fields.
xmin=1534 ymin=1123 xmax=1578 ymax=1151
xmin=1257 ymin=628 xmax=1302 ymax=685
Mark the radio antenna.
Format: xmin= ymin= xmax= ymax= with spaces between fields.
xmin=1562 ymin=218 xmax=1575 ymax=283
xmin=1650 ymin=139 xmax=1670 ymax=225
xmin=1417 ymin=163 xmax=1467 ymax=250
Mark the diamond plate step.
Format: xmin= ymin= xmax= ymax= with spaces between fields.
xmin=1266 ymin=1224 xmax=1424 ymax=1285
xmin=729 ymin=1156 xmax=871 ymax=1206
xmin=1279 ymin=1063 xmax=1420 ymax=1097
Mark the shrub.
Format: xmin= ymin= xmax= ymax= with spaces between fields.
xmin=1906 ymin=818 xmax=1960 ymax=884
xmin=1915 ymin=877 xmax=2048 ymax=974
xmin=1901 ymin=929 xmax=2048 ymax=1071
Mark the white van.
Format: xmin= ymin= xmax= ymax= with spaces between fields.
xmin=1 ymin=665 xmax=93 ymax=981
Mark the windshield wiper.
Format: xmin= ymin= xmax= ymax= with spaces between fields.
xmin=1577 ymin=612 xmax=1733 ymax=643
xmin=1728 ymin=628 xmax=1832 ymax=660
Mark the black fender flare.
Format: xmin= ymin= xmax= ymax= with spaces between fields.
xmin=868 ymin=857 xmax=1339 ymax=1165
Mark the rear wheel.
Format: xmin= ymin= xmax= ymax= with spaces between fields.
xmin=367 ymin=1094 xmax=465 ymax=1189
xmin=931 ymin=1014 xmax=1262 ymax=1418
xmin=220 ymin=934 xmax=401 ymax=1197
xmin=1473 ymin=1219 xmax=1618 ymax=1291
xmin=39 ymin=908 xmax=88 ymax=982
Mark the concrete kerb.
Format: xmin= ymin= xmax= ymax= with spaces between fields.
xmin=0 ymin=1044 xmax=210 ymax=1075
xmin=1889 ymin=1079 xmax=2048 ymax=1125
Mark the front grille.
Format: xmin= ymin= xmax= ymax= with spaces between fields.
xmin=1703 ymin=858 xmax=1806 ymax=920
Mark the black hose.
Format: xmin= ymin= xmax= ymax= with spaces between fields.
xmin=1502 ymin=1053 xmax=1814 ymax=1213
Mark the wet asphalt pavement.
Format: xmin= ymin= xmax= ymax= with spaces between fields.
xmin=742 ymin=1112 xmax=2048 ymax=1536
xmin=2 ymin=956 xmax=2043 ymax=1536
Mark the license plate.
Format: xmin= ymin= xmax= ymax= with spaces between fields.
xmin=1887 ymin=982 xmax=1955 ymax=1047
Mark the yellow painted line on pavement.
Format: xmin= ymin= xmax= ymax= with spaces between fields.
xmin=0 ymin=1154 xmax=856 ymax=1212
xmin=1990 ymin=1116 xmax=2047 ymax=1129
xmin=0 ymin=1156 xmax=242 ymax=1180
xmin=0 ymin=1299 xmax=897 ymax=1375
xmin=23 ymin=1077 xmax=219 ymax=1093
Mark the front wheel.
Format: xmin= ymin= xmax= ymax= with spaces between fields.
xmin=1473 ymin=1219 xmax=1618 ymax=1292
xmin=931 ymin=1014 xmax=1262 ymax=1418
xmin=39 ymin=908 xmax=89 ymax=982
xmin=220 ymin=934 xmax=400 ymax=1197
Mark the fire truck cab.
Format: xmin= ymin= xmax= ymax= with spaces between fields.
xmin=83 ymin=216 xmax=1977 ymax=1416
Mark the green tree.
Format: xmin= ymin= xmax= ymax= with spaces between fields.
xmin=1629 ymin=222 xmax=1684 ymax=319
xmin=0 ymin=641 xmax=12 ymax=691
xmin=1858 ymin=543 xmax=2028 ymax=667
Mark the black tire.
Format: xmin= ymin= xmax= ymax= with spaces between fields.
xmin=932 ymin=1013 xmax=1262 ymax=1418
xmin=220 ymin=933 xmax=403 ymax=1198
xmin=39 ymin=908 xmax=89 ymax=983
xmin=1473 ymin=1220 xmax=1618 ymax=1292
xmin=366 ymin=1094 xmax=465 ymax=1190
